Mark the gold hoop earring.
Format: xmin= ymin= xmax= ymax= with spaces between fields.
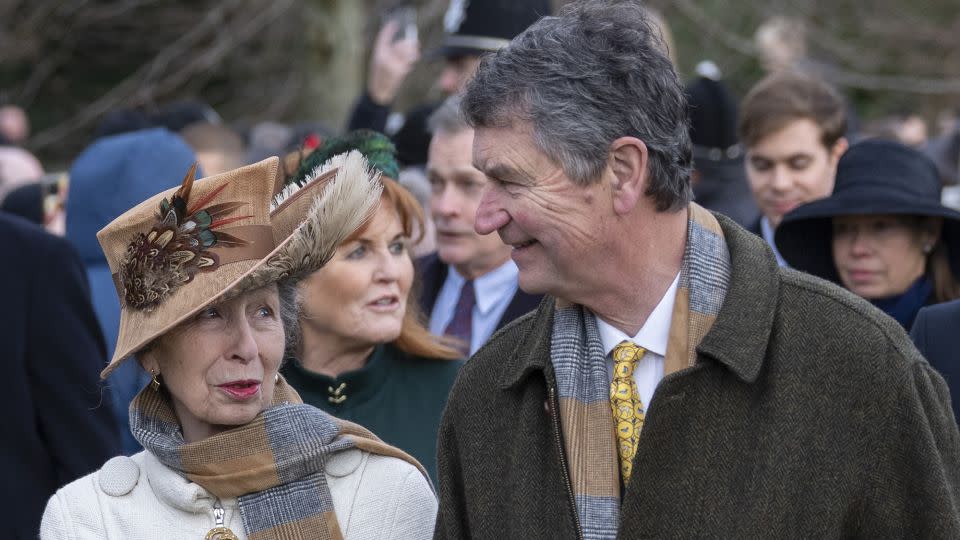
xmin=150 ymin=369 xmax=161 ymax=392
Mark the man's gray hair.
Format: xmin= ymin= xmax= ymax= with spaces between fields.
xmin=461 ymin=0 xmax=692 ymax=211
xmin=428 ymin=95 xmax=470 ymax=136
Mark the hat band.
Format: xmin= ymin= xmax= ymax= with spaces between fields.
xmin=443 ymin=34 xmax=511 ymax=52
xmin=693 ymin=143 xmax=742 ymax=162
xmin=110 ymin=224 xmax=276 ymax=298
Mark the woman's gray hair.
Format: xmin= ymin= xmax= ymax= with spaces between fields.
xmin=276 ymin=278 xmax=302 ymax=359
xmin=461 ymin=0 xmax=692 ymax=212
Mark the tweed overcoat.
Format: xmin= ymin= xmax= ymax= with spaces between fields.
xmin=434 ymin=213 xmax=960 ymax=539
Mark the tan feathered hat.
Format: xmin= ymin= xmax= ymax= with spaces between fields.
xmin=97 ymin=151 xmax=382 ymax=378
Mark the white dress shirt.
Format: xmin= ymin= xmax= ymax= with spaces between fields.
xmin=429 ymin=260 xmax=520 ymax=355
xmin=596 ymin=272 xmax=680 ymax=410
xmin=760 ymin=216 xmax=789 ymax=267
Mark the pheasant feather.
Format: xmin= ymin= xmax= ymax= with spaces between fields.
xmin=233 ymin=150 xmax=383 ymax=295
xmin=119 ymin=164 xmax=253 ymax=311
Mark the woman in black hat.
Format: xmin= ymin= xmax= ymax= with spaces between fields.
xmin=775 ymin=138 xmax=960 ymax=329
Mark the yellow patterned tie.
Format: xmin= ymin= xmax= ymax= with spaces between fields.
xmin=610 ymin=340 xmax=646 ymax=483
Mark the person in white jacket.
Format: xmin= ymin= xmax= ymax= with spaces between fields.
xmin=41 ymin=153 xmax=437 ymax=539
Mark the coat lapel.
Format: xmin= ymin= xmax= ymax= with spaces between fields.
xmin=696 ymin=214 xmax=780 ymax=383
xmin=496 ymin=288 xmax=544 ymax=332
xmin=498 ymin=296 xmax=555 ymax=390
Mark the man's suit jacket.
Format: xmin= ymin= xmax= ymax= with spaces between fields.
xmin=0 ymin=213 xmax=121 ymax=539
xmin=911 ymin=299 xmax=960 ymax=422
xmin=415 ymin=253 xmax=542 ymax=342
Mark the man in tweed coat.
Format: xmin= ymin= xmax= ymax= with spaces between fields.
xmin=433 ymin=1 xmax=960 ymax=538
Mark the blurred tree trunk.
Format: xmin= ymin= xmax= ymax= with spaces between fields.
xmin=297 ymin=0 xmax=366 ymax=130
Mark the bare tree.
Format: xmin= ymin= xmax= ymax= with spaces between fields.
xmin=3 ymin=0 xmax=958 ymax=165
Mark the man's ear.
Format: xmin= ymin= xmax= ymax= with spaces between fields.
xmin=608 ymin=137 xmax=648 ymax=215
xmin=829 ymin=136 xmax=849 ymax=163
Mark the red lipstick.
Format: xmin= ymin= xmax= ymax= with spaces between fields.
xmin=218 ymin=380 xmax=261 ymax=400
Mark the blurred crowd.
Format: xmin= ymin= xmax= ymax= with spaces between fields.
xmin=2 ymin=1 xmax=959 ymax=539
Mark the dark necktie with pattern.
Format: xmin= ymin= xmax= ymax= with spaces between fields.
xmin=443 ymin=279 xmax=475 ymax=354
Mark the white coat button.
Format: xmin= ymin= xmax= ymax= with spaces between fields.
xmin=98 ymin=456 xmax=140 ymax=496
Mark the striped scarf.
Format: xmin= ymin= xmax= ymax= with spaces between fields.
xmin=130 ymin=375 xmax=429 ymax=539
xmin=550 ymin=203 xmax=731 ymax=539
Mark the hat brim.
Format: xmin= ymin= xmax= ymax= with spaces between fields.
xmin=692 ymin=144 xmax=743 ymax=167
xmin=105 ymin=253 xmax=283 ymax=378
xmin=424 ymin=45 xmax=488 ymax=60
xmin=424 ymin=35 xmax=512 ymax=61
xmin=774 ymin=192 xmax=960 ymax=283
xmin=223 ymin=151 xmax=383 ymax=298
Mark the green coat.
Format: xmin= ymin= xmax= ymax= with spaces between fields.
xmin=283 ymin=343 xmax=462 ymax=484
xmin=434 ymin=214 xmax=960 ymax=539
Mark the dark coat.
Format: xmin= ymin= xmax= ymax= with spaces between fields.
xmin=691 ymin=157 xmax=760 ymax=229
xmin=911 ymin=299 xmax=960 ymax=422
xmin=282 ymin=342 xmax=463 ymax=484
xmin=434 ymin=213 xmax=960 ymax=539
xmin=346 ymin=93 xmax=437 ymax=166
xmin=416 ymin=253 xmax=543 ymax=336
xmin=0 ymin=213 xmax=121 ymax=539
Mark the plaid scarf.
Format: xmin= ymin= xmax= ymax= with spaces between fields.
xmin=130 ymin=375 xmax=429 ymax=540
xmin=550 ymin=203 xmax=731 ymax=538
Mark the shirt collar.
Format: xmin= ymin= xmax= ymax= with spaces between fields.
xmin=596 ymin=272 xmax=680 ymax=357
xmin=449 ymin=259 xmax=519 ymax=314
xmin=760 ymin=216 xmax=788 ymax=267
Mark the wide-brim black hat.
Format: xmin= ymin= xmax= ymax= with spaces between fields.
xmin=432 ymin=0 xmax=551 ymax=59
xmin=775 ymin=138 xmax=960 ymax=282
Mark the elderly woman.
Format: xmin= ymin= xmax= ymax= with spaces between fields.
xmin=41 ymin=153 xmax=437 ymax=539
xmin=776 ymin=139 xmax=960 ymax=330
xmin=280 ymin=132 xmax=462 ymax=484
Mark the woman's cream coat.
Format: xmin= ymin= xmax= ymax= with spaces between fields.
xmin=41 ymin=448 xmax=436 ymax=539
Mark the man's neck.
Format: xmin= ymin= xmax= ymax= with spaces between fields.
xmin=297 ymin=325 xmax=376 ymax=378
xmin=578 ymin=208 xmax=687 ymax=336
xmin=452 ymin=252 xmax=511 ymax=281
